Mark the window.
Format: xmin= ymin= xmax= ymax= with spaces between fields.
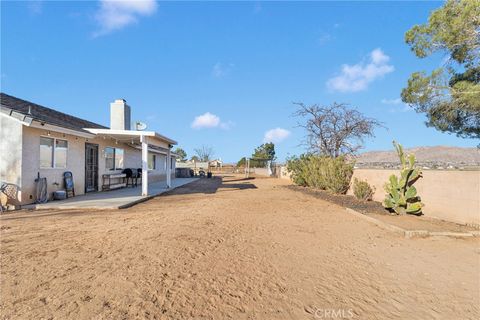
xmin=105 ymin=147 xmax=124 ymax=170
xmin=55 ymin=140 xmax=68 ymax=168
xmin=115 ymin=148 xmax=124 ymax=169
xmin=148 ymin=153 xmax=156 ymax=170
xmin=105 ymin=147 xmax=114 ymax=170
xmin=40 ymin=137 xmax=54 ymax=168
xmin=40 ymin=137 xmax=68 ymax=168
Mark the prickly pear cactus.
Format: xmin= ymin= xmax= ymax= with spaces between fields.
xmin=383 ymin=141 xmax=424 ymax=215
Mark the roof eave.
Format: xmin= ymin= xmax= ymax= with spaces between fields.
xmin=30 ymin=121 xmax=96 ymax=138
xmin=154 ymin=132 xmax=177 ymax=146
xmin=84 ymin=128 xmax=177 ymax=146
xmin=0 ymin=110 xmax=96 ymax=138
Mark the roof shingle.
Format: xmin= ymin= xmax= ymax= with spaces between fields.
xmin=0 ymin=92 xmax=108 ymax=133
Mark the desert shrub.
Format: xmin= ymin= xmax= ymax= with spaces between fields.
xmin=286 ymin=154 xmax=311 ymax=186
xmin=353 ymin=178 xmax=375 ymax=201
xmin=286 ymin=155 xmax=354 ymax=194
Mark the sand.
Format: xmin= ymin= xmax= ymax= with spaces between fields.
xmin=1 ymin=175 xmax=479 ymax=319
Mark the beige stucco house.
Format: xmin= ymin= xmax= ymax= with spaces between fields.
xmin=0 ymin=93 xmax=177 ymax=207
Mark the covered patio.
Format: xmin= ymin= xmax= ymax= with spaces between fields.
xmin=85 ymin=128 xmax=177 ymax=196
xmin=28 ymin=178 xmax=198 ymax=210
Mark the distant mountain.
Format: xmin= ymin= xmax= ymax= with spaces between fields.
xmin=354 ymin=146 xmax=480 ymax=168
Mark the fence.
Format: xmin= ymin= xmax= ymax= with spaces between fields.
xmin=280 ymin=166 xmax=480 ymax=227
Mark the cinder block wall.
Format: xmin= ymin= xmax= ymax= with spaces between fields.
xmin=280 ymin=166 xmax=480 ymax=226
xmin=349 ymin=169 xmax=480 ymax=226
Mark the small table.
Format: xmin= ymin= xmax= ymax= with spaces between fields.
xmin=102 ymin=173 xmax=127 ymax=191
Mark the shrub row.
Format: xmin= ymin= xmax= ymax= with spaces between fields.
xmin=286 ymin=155 xmax=354 ymax=194
xmin=286 ymin=142 xmax=423 ymax=215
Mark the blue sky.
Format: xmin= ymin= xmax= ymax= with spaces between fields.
xmin=2 ymin=1 xmax=477 ymax=163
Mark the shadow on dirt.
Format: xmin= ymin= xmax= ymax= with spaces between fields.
xmin=0 ymin=176 xmax=257 ymax=221
xmin=161 ymin=176 xmax=257 ymax=196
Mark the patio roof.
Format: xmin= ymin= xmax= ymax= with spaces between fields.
xmin=84 ymin=128 xmax=177 ymax=146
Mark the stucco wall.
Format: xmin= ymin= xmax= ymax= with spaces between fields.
xmin=0 ymin=115 xmax=23 ymax=206
xmin=22 ymin=126 xmax=89 ymax=203
xmin=280 ymin=166 xmax=479 ymax=226
xmin=20 ymin=126 xmax=175 ymax=205
xmin=148 ymin=154 xmax=176 ymax=183
xmin=251 ymin=168 xmax=270 ymax=176
xmin=349 ymin=169 xmax=480 ymax=226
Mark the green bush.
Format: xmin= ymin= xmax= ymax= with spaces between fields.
xmin=286 ymin=155 xmax=354 ymax=194
xmin=353 ymin=178 xmax=375 ymax=201
xmin=285 ymin=154 xmax=309 ymax=186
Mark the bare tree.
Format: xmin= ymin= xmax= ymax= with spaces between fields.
xmin=194 ymin=145 xmax=215 ymax=162
xmin=293 ymin=102 xmax=382 ymax=157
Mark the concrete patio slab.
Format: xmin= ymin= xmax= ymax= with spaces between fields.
xmin=26 ymin=178 xmax=198 ymax=210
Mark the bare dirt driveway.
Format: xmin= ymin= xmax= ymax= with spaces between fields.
xmin=1 ymin=175 xmax=479 ymax=320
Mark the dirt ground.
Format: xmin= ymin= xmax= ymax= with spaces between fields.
xmin=1 ymin=175 xmax=479 ymax=320
xmin=286 ymin=185 xmax=478 ymax=233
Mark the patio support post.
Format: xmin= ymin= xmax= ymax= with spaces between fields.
xmin=166 ymin=146 xmax=171 ymax=188
xmin=141 ymin=135 xmax=148 ymax=196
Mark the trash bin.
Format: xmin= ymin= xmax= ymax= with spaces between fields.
xmin=207 ymin=172 xmax=213 ymax=178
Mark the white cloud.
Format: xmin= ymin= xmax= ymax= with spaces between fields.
xmin=191 ymin=112 xmax=232 ymax=130
xmin=388 ymin=105 xmax=412 ymax=113
xmin=263 ymin=128 xmax=291 ymax=143
xmin=382 ymin=98 xmax=412 ymax=113
xmin=93 ymin=0 xmax=157 ymax=37
xmin=192 ymin=112 xmax=220 ymax=129
xmin=381 ymin=98 xmax=402 ymax=105
xmin=212 ymin=62 xmax=234 ymax=78
xmin=327 ymin=48 xmax=394 ymax=92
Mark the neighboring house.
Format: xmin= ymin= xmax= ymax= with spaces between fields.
xmin=176 ymin=160 xmax=209 ymax=171
xmin=209 ymin=159 xmax=223 ymax=168
xmin=0 ymin=93 xmax=177 ymax=206
xmin=176 ymin=159 xmax=222 ymax=170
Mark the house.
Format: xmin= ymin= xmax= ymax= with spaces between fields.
xmin=209 ymin=159 xmax=223 ymax=168
xmin=176 ymin=159 xmax=222 ymax=170
xmin=0 ymin=93 xmax=177 ymax=207
xmin=176 ymin=160 xmax=209 ymax=173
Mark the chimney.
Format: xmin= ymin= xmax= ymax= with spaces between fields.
xmin=110 ymin=99 xmax=131 ymax=130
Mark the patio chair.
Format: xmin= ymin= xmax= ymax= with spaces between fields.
xmin=0 ymin=183 xmax=19 ymax=212
xmin=63 ymin=171 xmax=75 ymax=198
